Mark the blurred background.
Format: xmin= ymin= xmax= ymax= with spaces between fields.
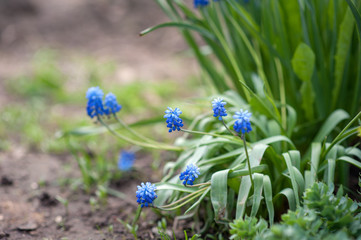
xmin=0 ymin=0 xmax=201 ymax=153
xmin=0 ymin=1 xmax=202 ymax=238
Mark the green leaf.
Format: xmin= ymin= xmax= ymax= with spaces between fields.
xmin=332 ymin=8 xmax=355 ymax=108
xmin=155 ymin=183 xmax=197 ymax=193
xmin=210 ymin=169 xmax=230 ymax=220
xmin=288 ymin=150 xmax=301 ymax=170
xmin=286 ymin=105 xmax=297 ymax=137
xmin=249 ymin=144 xmax=269 ymax=167
xmin=291 ymin=43 xmax=315 ymax=82
xmin=283 ymin=153 xmax=300 ymax=207
xmin=200 ymin=148 xmax=243 ymax=166
xmin=337 ymin=156 xmax=361 ymax=169
xmin=255 ymin=136 xmax=296 ymax=149
xmin=235 ymin=176 xmax=252 ymax=219
xmin=345 ymin=0 xmax=361 ymax=43
xmin=292 ymin=166 xmax=305 ymax=195
xmin=304 ymin=170 xmax=312 ymax=190
xmin=274 ymin=188 xmax=296 ymax=211
xmin=313 ymin=109 xmax=349 ymax=142
xmin=300 ymin=81 xmax=315 ymax=120
xmin=250 ymin=173 xmax=264 ymax=217
xmin=184 ymin=187 xmax=211 ymax=215
xmin=310 ymin=143 xmax=321 ymax=186
xmin=327 ymin=159 xmax=336 ymax=186
xmin=263 ymin=175 xmax=274 ymax=225
xmin=140 ymin=22 xmax=216 ymax=41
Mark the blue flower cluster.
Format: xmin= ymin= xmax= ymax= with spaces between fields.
xmin=194 ymin=0 xmax=209 ymax=8
xmin=164 ymin=107 xmax=184 ymax=132
xmin=86 ymin=87 xmax=106 ymax=118
xmin=212 ymin=97 xmax=227 ymax=120
xmin=179 ymin=163 xmax=200 ymax=186
xmin=105 ymin=93 xmax=122 ymax=115
xmin=118 ymin=151 xmax=135 ymax=171
xmin=233 ymin=109 xmax=252 ymax=134
xmin=136 ymin=182 xmax=157 ymax=208
xmin=86 ymin=86 xmax=122 ymax=118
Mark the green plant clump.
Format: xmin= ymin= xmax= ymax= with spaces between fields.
xmin=230 ymin=182 xmax=361 ymax=240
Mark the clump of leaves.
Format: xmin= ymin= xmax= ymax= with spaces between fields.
xmin=230 ymin=182 xmax=361 ymax=240
xmin=229 ymin=216 xmax=267 ymax=240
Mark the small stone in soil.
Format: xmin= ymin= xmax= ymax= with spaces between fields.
xmin=0 ymin=176 xmax=13 ymax=186
xmin=17 ymin=222 xmax=38 ymax=231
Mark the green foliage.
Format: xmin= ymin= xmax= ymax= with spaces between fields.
xmin=230 ymin=182 xmax=361 ymax=240
xmin=229 ymin=216 xmax=267 ymax=240
xmin=64 ymin=0 xmax=361 ymax=237
xmin=150 ymin=0 xmax=361 ymax=151
xmin=7 ymin=49 xmax=65 ymax=100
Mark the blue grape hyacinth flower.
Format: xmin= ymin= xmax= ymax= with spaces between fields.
xmin=233 ymin=109 xmax=252 ymax=134
xmin=164 ymin=107 xmax=184 ymax=133
xmin=104 ymin=92 xmax=122 ymax=115
xmin=212 ymin=97 xmax=227 ymax=120
xmin=179 ymin=163 xmax=200 ymax=186
xmin=194 ymin=0 xmax=209 ymax=8
xmin=118 ymin=151 xmax=135 ymax=171
xmin=86 ymin=86 xmax=106 ymax=118
xmin=136 ymin=182 xmax=157 ymax=208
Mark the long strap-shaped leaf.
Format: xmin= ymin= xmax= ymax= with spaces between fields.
xmin=250 ymin=173 xmax=264 ymax=217
xmin=211 ymin=169 xmax=230 ymax=221
xmin=235 ymin=175 xmax=251 ymax=219
xmin=310 ymin=142 xmax=321 ymax=186
xmin=283 ymin=153 xmax=300 ymax=207
xmin=263 ymin=175 xmax=274 ymax=225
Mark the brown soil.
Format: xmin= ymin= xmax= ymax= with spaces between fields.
xmin=0 ymin=0 xmax=197 ymax=239
xmin=0 ymin=150 xmax=184 ymax=239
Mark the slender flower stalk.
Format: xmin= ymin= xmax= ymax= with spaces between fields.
xmin=159 ymin=187 xmax=208 ymax=210
xmin=233 ymin=109 xmax=254 ymax=189
xmin=241 ymin=135 xmax=254 ymax=188
xmin=113 ymin=114 xmax=160 ymax=145
xmin=98 ymin=117 xmax=183 ymax=151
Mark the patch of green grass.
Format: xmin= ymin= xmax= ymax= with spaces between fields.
xmin=6 ymin=49 xmax=66 ymax=101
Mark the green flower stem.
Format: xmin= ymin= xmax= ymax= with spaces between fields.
xmin=98 ymin=117 xmax=183 ymax=152
xmin=219 ymin=120 xmax=255 ymax=188
xmin=113 ymin=114 xmax=159 ymax=144
xmin=221 ymin=119 xmax=238 ymax=137
xmin=180 ymin=128 xmax=242 ymax=144
xmin=131 ymin=205 xmax=142 ymax=232
xmin=228 ymin=165 xmax=267 ymax=178
xmin=187 ymin=182 xmax=211 ymax=188
xmin=160 ymin=187 xmax=208 ymax=208
xmin=158 ymin=188 xmax=208 ymax=211
xmin=241 ymin=135 xmax=254 ymax=189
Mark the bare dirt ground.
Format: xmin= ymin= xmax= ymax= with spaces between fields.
xmin=0 ymin=1 xmax=196 ymax=239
